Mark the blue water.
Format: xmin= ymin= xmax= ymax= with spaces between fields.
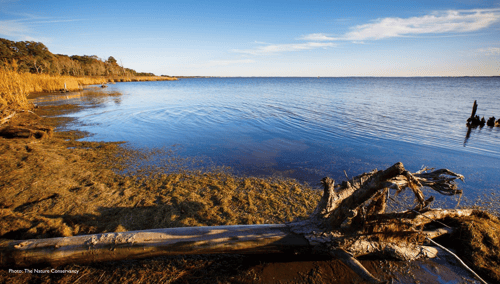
xmin=33 ymin=77 xmax=500 ymax=203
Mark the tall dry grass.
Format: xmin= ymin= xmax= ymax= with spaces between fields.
xmin=0 ymin=69 xmax=32 ymax=109
xmin=0 ymin=68 xmax=177 ymax=110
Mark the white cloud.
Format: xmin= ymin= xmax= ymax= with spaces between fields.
xmin=208 ymin=59 xmax=255 ymax=66
xmin=233 ymin=42 xmax=336 ymax=55
xmin=346 ymin=8 xmax=500 ymax=40
xmin=476 ymin=47 xmax=500 ymax=56
xmin=298 ymin=33 xmax=339 ymax=41
xmin=300 ymin=8 xmax=500 ymax=42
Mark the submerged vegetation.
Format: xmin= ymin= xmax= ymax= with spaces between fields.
xmin=0 ymin=107 xmax=320 ymax=240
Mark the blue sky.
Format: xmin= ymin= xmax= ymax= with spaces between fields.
xmin=1 ymin=0 xmax=499 ymax=76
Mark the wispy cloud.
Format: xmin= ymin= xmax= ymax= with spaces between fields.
xmin=0 ymin=13 xmax=83 ymax=41
xmin=301 ymin=8 xmax=500 ymax=42
xmin=298 ymin=33 xmax=340 ymax=41
xmin=233 ymin=42 xmax=336 ymax=55
xmin=0 ymin=20 xmax=31 ymax=38
xmin=476 ymin=47 xmax=500 ymax=56
xmin=29 ymin=19 xmax=83 ymax=24
xmin=0 ymin=19 xmax=53 ymax=42
xmin=244 ymin=8 xmax=500 ymax=56
xmin=346 ymin=9 xmax=500 ymax=40
xmin=207 ymin=59 xmax=255 ymax=66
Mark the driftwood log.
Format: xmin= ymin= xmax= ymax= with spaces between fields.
xmin=0 ymin=225 xmax=309 ymax=267
xmin=0 ymin=162 xmax=474 ymax=283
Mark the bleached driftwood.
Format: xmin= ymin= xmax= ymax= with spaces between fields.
xmin=0 ymin=162 xmax=473 ymax=282
xmin=1 ymin=224 xmax=309 ymax=267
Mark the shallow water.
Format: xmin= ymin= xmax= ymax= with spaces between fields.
xmin=33 ymin=77 xmax=500 ymax=205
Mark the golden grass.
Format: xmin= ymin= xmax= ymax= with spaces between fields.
xmin=0 ymin=68 xmax=176 ymax=110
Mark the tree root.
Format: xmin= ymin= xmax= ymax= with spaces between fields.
xmin=288 ymin=162 xmax=476 ymax=282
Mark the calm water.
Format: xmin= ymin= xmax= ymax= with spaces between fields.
xmin=33 ymin=77 xmax=500 ymax=203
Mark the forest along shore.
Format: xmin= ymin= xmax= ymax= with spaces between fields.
xmin=0 ymin=91 xmax=498 ymax=283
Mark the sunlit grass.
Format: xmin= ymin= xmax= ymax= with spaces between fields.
xmin=0 ymin=68 xmax=176 ymax=110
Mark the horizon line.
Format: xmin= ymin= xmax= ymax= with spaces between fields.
xmin=172 ymin=75 xmax=500 ymax=78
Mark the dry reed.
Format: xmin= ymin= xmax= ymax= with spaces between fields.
xmin=0 ymin=68 xmax=176 ymax=110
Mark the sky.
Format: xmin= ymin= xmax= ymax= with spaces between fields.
xmin=0 ymin=0 xmax=499 ymax=76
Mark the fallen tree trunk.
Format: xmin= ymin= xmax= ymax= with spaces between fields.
xmin=0 ymin=162 xmax=476 ymax=282
xmin=1 ymin=224 xmax=309 ymax=267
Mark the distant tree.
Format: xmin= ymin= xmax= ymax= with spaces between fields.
xmin=107 ymin=56 xmax=117 ymax=65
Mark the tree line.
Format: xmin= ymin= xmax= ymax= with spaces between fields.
xmin=0 ymin=38 xmax=155 ymax=77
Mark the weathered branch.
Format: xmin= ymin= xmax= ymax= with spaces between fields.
xmin=0 ymin=110 xmax=16 ymax=125
xmin=300 ymin=162 xmax=406 ymax=231
xmin=365 ymin=209 xmax=474 ymax=228
xmin=344 ymin=239 xmax=438 ymax=260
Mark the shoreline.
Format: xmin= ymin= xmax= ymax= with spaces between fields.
xmin=0 ymin=67 xmax=177 ymax=110
xmin=0 ymin=90 xmax=499 ymax=283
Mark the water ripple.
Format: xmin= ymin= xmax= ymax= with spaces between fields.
xmin=43 ymin=78 xmax=500 ymax=199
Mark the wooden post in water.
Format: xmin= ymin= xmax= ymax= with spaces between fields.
xmin=470 ymin=100 xmax=478 ymax=119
